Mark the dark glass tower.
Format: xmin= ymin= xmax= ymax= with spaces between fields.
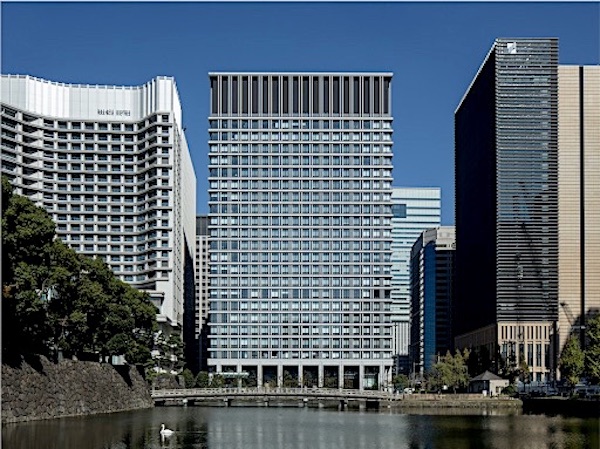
xmin=454 ymin=39 xmax=559 ymax=380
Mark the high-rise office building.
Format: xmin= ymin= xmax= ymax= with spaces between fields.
xmin=557 ymin=66 xmax=600 ymax=361
xmin=195 ymin=215 xmax=211 ymax=370
xmin=390 ymin=187 xmax=441 ymax=374
xmin=454 ymin=39 xmax=559 ymax=382
xmin=409 ymin=226 xmax=455 ymax=377
xmin=0 ymin=75 xmax=196 ymax=334
xmin=207 ymin=72 xmax=394 ymax=389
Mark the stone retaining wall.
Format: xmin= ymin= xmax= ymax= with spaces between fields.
xmin=1 ymin=356 xmax=153 ymax=423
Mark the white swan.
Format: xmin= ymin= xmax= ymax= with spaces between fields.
xmin=160 ymin=423 xmax=174 ymax=437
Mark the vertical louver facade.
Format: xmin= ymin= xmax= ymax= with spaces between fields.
xmin=455 ymin=39 xmax=559 ymax=382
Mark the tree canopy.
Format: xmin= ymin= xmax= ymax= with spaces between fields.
xmin=2 ymin=177 xmax=157 ymax=366
xmin=584 ymin=315 xmax=600 ymax=383
xmin=559 ymin=335 xmax=584 ymax=387
xmin=427 ymin=349 xmax=470 ymax=393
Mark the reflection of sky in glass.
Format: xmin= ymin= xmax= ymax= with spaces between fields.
xmin=3 ymin=407 xmax=598 ymax=449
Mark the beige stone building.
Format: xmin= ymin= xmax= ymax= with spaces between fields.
xmin=557 ymin=66 xmax=600 ymax=365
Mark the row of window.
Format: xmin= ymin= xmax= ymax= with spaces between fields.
xmin=64 ymin=231 xmax=169 ymax=242
xmin=210 ymin=143 xmax=393 ymax=154
xmin=212 ymin=337 xmax=392 ymax=348
xmin=74 ymin=246 xmax=168 ymax=260
xmin=70 ymin=240 xmax=170 ymax=250
xmin=46 ymin=188 xmax=169 ymax=198
xmin=210 ymin=259 xmax=391 ymax=272
xmin=0 ymin=106 xmax=170 ymax=130
xmin=41 ymin=136 xmax=170 ymax=149
xmin=209 ymin=132 xmax=392 ymax=143
xmin=44 ymin=193 xmax=171 ymax=205
xmin=210 ymin=204 xmax=393 ymax=217
xmin=39 ymin=154 xmax=170 ymax=164
xmin=53 ymin=207 xmax=170 ymax=222
xmin=210 ymin=154 xmax=390 ymax=165
xmin=209 ymin=299 xmax=389 ymax=311
xmin=210 ymin=324 xmax=391 ymax=335
xmin=209 ymin=180 xmax=392 ymax=193
xmin=500 ymin=342 xmax=551 ymax=369
xmin=209 ymin=74 xmax=391 ymax=116
xmin=39 ymin=126 xmax=170 ymax=139
xmin=209 ymin=169 xmax=393 ymax=181
xmin=211 ymin=191 xmax=389 ymax=203
xmin=56 ymin=222 xmax=169 ymax=233
xmin=209 ymin=119 xmax=392 ymax=130
xmin=210 ymin=238 xmax=390 ymax=250
xmin=210 ymin=314 xmax=390 ymax=325
xmin=210 ymin=219 xmax=391 ymax=233
xmin=208 ymin=351 xmax=393 ymax=360
xmin=210 ymin=277 xmax=392 ymax=288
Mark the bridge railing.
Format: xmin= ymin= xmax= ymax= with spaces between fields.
xmin=151 ymin=387 xmax=394 ymax=399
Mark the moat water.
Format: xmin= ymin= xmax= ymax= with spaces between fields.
xmin=3 ymin=406 xmax=599 ymax=449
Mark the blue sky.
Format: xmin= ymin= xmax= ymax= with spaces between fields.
xmin=2 ymin=2 xmax=598 ymax=224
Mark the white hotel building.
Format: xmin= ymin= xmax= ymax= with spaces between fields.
xmin=207 ymin=72 xmax=394 ymax=389
xmin=0 ymin=75 xmax=196 ymax=333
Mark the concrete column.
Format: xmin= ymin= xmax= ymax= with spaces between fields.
xmin=298 ymin=364 xmax=303 ymax=387
xmin=237 ymin=364 xmax=243 ymax=388
xmin=318 ymin=364 xmax=324 ymax=388
xmin=379 ymin=364 xmax=385 ymax=391
xmin=386 ymin=364 xmax=392 ymax=389
xmin=338 ymin=365 xmax=344 ymax=389
xmin=359 ymin=365 xmax=365 ymax=391
xmin=257 ymin=365 xmax=263 ymax=387
xmin=277 ymin=365 xmax=283 ymax=387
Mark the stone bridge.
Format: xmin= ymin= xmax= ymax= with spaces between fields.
xmin=151 ymin=387 xmax=399 ymax=409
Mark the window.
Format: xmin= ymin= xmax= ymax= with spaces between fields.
xmin=292 ymin=77 xmax=299 ymax=114
xmin=332 ymin=77 xmax=340 ymax=114
xmin=353 ymin=77 xmax=360 ymax=114
xmin=374 ymin=77 xmax=380 ymax=114
xmin=343 ymin=76 xmax=350 ymax=114
xmin=391 ymin=203 xmax=407 ymax=218
xmin=251 ymin=76 xmax=259 ymax=114
xmin=242 ymin=77 xmax=249 ymax=114
xmin=221 ymin=77 xmax=228 ymax=114
xmin=283 ymin=77 xmax=289 ymax=114
xmin=272 ymin=77 xmax=279 ymax=114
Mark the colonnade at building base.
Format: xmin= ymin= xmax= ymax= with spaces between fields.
xmin=209 ymin=361 xmax=393 ymax=391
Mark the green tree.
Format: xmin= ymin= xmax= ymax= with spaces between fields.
xmin=428 ymin=350 xmax=470 ymax=393
xmin=2 ymin=177 xmax=157 ymax=367
xmin=498 ymin=350 xmax=520 ymax=385
xmin=282 ymin=370 xmax=298 ymax=387
xmin=392 ymin=374 xmax=409 ymax=392
xmin=584 ymin=315 xmax=600 ymax=383
xmin=559 ymin=335 xmax=584 ymax=388
xmin=302 ymin=370 xmax=316 ymax=387
xmin=210 ymin=374 xmax=225 ymax=388
xmin=181 ymin=368 xmax=196 ymax=388
xmin=2 ymin=177 xmax=56 ymax=358
xmin=323 ymin=374 xmax=338 ymax=388
xmin=197 ymin=371 xmax=210 ymax=388
xmin=518 ymin=357 xmax=531 ymax=385
xmin=153 ymin=332 xmax=185 ymax=374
